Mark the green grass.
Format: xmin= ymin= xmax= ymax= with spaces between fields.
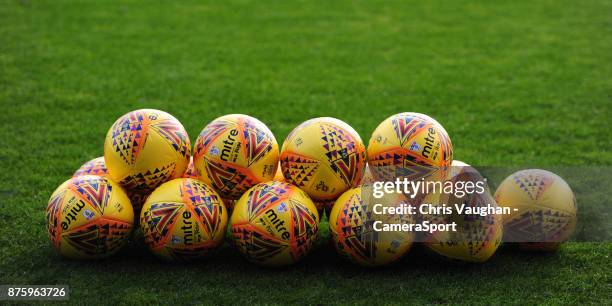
xmin=1 ymin=0 xmax=611 ymax=304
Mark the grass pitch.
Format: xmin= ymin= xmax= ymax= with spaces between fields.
xmin=1 ymin=1 xmax=611 ymax=304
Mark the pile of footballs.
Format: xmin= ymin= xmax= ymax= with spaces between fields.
xmin=46 ymin=109 xmax=577 ymax=266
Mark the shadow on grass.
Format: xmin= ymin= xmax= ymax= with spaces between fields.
xmin=44 ymin=234 xmax=565 ymax=279
xmin=10 ymin=230 xmax=608 ymax=305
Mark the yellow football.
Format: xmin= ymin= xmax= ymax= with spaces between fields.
xmin=140 ymin=178 xmax=228 ymax=261
xmin=104 ymin=109 xmax=191 ymax=195
xmin=46 ymin=175 xmax=134 ymax=259
xmin=193 ymin=114 xmax=279 ymax=200
xmin=329 ymin=185 xmax=415 ymax=267
xmin=494 ymin=169 xmax=577 ymax=251
xmin=280 ymin=117 xmax=366 ymax=201
xmin=421 ymin=165 xmax=502 ymax=262
xmin=73 ymin=157 xmax=108 ymax=177
xmin=230 ymin=181 xmax=319 ymax=266
xmin=368 ymin=112 xmax=452 ymax=182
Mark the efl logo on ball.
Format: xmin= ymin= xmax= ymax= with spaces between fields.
xmin=193 ymin=114 xmax=279 ymax=200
